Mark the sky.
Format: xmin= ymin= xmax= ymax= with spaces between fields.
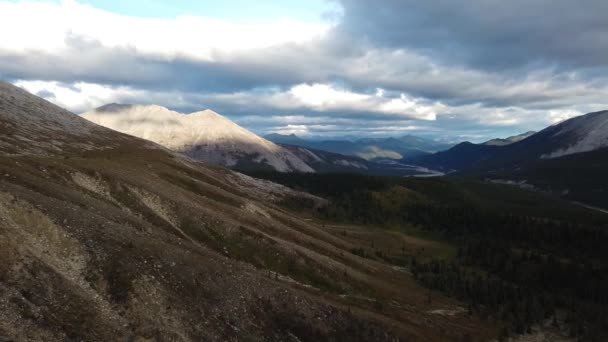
xmin=1 ymin=0 xmax=608 ymax=142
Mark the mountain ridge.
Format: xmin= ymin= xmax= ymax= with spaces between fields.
xmin=82 ymin=104 xmax=315 ymax=173
xmin=264 ymin=133 xmax=451 ymax=160
xmin=410 ymin=111 xmax=608 ymax=172
xmin=0 ymin=83 xmax=147 ymax=156
xmin=406 ymin=110 xmax=608 ymax=207
xmin=483 ymin=131 xmax=537 ymax=146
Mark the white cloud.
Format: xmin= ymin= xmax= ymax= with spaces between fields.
xmin=289 ymin=83 xmax=367 ymax=108
xmin=13 ymin=80 xmax=143 ymax=113
xmin=0 ymin=0 xmax=331 ymax=61
xmin=15 ymin=79 xmax=443 ymax=120
xmin=11 ymin=77 xmax=608 ymax=142
xmin=548 ymin=109 xmax=582 ymax=124
xmin=289 ymin=84 xmax=441 ymax=120
xmin=210 ymin=83 xmax=443 ymax=120
xmin=270 ymin=124 xmax=311 ymax=136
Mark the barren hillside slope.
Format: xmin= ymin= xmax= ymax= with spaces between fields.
xmin=0 ymin=82 xmax=492 ymax=341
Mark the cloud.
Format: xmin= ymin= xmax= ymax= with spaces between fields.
xmin=2 ymin=0 xmax=608 ymax=141
xmin=14 ymin=78 xmax=608 ymax=143
xmin=0 ymin=0 xmax=332 ymax=92
xmin=13 ymin=80 xmax=143 ymax=113
xmin=336 ymin=0 xmax=608 ymax=70
xmin=270 ymin=124 xmax=312 ymax=136
xmin=203 ymin=83 xmax=443 ymax=120
xmin=548 ymin=110 xmax=582 ymax=124
xmin=0 ymin=0 xmax=330 ymax=58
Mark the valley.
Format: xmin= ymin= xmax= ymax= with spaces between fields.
xmin=0 ymin=82 xmax=495 ymax=341
xmin=248 ymin=171 xmax=608 ymax=341
xmin=2 ymin=81 xmax=608 ymax=341
xmin=2 ymin=1 xmax=608 ymax=341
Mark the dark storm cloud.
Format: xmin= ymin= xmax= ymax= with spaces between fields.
xmin=2 ymin=4 xmax=607 ymax=108
xmin=0 ymin=37 xmax=303 ymax=93
xmin=336 ymin=0 xmax=608 ymax=70
xmin=0 ymin=31 xmax=375 ymax=95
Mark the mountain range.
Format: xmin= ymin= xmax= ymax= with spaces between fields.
xmin=408 ymin=110 xmax=608 ymax=207
xmin=264 ymin=133 xmax=452 ymax=160
xmin=482 ymin=131 xmax=537 ymax=146
xmin=82 ymin=104 xmax=444 ymax=176
xmin=81 ymin=102 xmax=608 ymax=204
xmin=80 ymin=100 xmax=608 ymax=208
xmin=409 ymin=111 xmax=608 ymax=171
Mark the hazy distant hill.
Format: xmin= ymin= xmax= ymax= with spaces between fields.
xmin=263 ymin=133 xmax=303 ymax=145
xmin=483 ymin=131 xmax=536 ymax=146
xmin=264 ymin=134 xmax=452 ymax=160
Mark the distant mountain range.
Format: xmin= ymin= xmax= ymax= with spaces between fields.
xmin=82 ymin=105 xmax=437 ymax=175
xmin=407 ymin=110 xmax=608 ymax=207
xmin=409 ymin=111 xmax=608 ymax=171
xmin=264 ymin=133 xmax=453 ymax=160
xmin=280 ymin=144 xmax=369 ymax=173
xmin=482 ymin=131 xmax=537 ymax=146
xmin=278 ymin=144 xmax=442 ymax=177
xmin=264 ymin=133 xmax=304 ymax=145
xmin=81 ymin=102 xmax=608 ymax=207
